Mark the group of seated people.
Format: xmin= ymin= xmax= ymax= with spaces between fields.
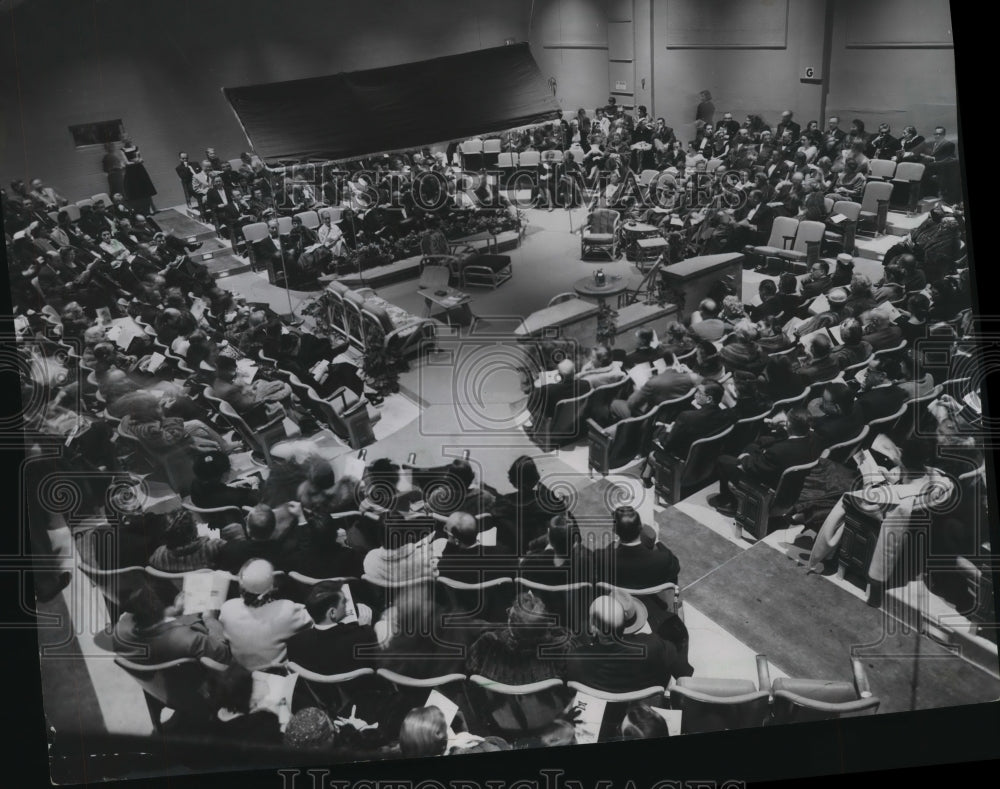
xmin=93 ymin=445 xmax=691 ymax=756
xmin=566 ymin=107 xmax=963 ymax=258
xmin=10 ymin=159 xmax=697 ymax=753
xmin=161 ymin=102 xmax=963 ymax=287
xmin=174 ymin=145 xmax=524 ymax=287
xmin=5 ymin=98 xmax=987 ymax=762
xmin=523 ymin=222 xmax=985 ymax=608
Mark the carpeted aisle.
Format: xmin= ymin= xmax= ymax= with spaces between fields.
xmin=680 ymin=542 xmax=1000 ymax=712
xmin=655 ymin=505 xmax=747 ymax=585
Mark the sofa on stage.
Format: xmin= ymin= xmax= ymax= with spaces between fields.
xmin=324 ymin=280 xmax=436 ymax=358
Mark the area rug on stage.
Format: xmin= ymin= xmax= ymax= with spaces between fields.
xmin=682 ymin=543 xmax=1000 ymax=712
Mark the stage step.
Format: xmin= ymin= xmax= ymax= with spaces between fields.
xmin=339 ymin=254 xmax=423 ymax=288
xmin=339 ymin=230 xmax=523 ymax=288
xmin=885 ymin=210 xmax=928 ymax=237
xmin=206 ymin=252 xmax=253 ymax=278
xmin=855 ymin=234 xmax=899 ymax=261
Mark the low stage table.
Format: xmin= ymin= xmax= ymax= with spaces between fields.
xmin=621 ymin=221 xmax=661 ymax=262
xmin=417 ymin=285 xmax=473 ymax=326
xmin=660 ymin=252 xmax=744 ymax=320
xmin=635 ymin=237 xmax=668 ymax=269
xmin=573 ymin=276 xmax=629 ymax=307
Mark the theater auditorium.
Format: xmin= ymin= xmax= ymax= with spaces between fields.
xmin=2 ymin=0 xmax=995 ymax=781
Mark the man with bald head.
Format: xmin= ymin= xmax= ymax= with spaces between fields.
xmin=527 ymin=358 xmax=591 ymax=425
xmin=566 ymin=596 xmax=693 ymax=692
xmin=609 ymin=349 xmax=696 ymax=421
xmin=217 ymin=505 xmax=286 ymax=574
xmin=435 ymin=511 xmax=507 ymax=583
xmin=775 ymin=110 xmax=800 ymax=144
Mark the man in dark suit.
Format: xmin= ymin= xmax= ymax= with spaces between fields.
xmin=709 ymin=407 xmax=821 ymax=515
xmin=175 ymin=152 xmax=201 ymax=207
xmin=921 ymin=126 xmax=957 ymax=165
xmin=566 ymin=595 xmax=693 ymax=692
xmin=609 ymin=351 xmax=695 ymax=421
xmin=278 ymin=502 xmax=366 ymax=581
xmin=718 ymin=112 xmax=740 ymax=139
xmin=775 ymin=111 xmax=801 ymax=144
xmin=810 ymin=382 xmax=864 ymax=448
xmin=251 ymin=218 xmax=290 ymax=276
xmin=855 ymin=362 xmax=909 ymax=422
xmin=799 ymin=259 xmax=833 ymax=300
xmin=528 ymin=359 xmax=591 ymax=422
xmin=519 ymin=514 xmax=586 ymax=583
xmin=656 ymin=381 xmax=735 ymax=458
xmin=287 ymin=581 xmax=378 ymax=675
xmin=794 ymin=333 xmax=841 ymax=385
xmin=821 ymin=117 xmax=847 ymax=157
xmin=763 ymin=150 xmax=790 ymax=184
xmin=205 ymin=147 xmax=225 ymax=172
xmin=204 ymin=176 xmax=235 ymax=233
xmin=435 ymin=512 xmax=509 ymax=584
xmin=600 ymin=506 xmax=680 ymax=588
xmin=695 ymin=91 xmax=715 ymax=125
xmin=868 ymin=124 xmax=901 ymax=160
xmin=622 ymin=328 xmax=664 ymax=369
xmin=732 ymin=189 xmax=776 ymax=248
xmin=285 ymin=581 xmax=383 ymax=713
xmin=219 ymin=161 xmax=245 ymax=193
xmin=638 ymin=381 xmax=735 ymax=489
xmin=217 ymin=505 xmax=288 ymax=574
xmin=756 ymin=273 xmax=803 ymax=325
xmin=491 ymin=456 xmax=569 ymax=556
xmin=920 ymin=126 xmax=959 ymax=199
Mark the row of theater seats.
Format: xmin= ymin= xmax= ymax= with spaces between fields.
xmin=114 ymin=650 xmax=879 ymax=740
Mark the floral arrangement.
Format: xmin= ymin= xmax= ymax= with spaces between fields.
xmin=596 ymin=301 xmax=619 ymax=347
xmin=301 ymin=291 xmax=335 ymax=335
xmin=440 ymin=209 xmax=521 ymax=241
xmin=363 ymin=340 xmax=407 ymax=401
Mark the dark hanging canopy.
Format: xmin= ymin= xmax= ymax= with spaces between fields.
xmin=223 ymin=43 xmax=562 ymax=166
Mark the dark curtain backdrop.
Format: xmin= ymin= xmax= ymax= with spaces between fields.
xmin=224 ymin=43 xmax=561 ymax=164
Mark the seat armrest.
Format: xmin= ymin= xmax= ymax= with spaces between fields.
xmin=756 ymin=655 xmax=771 ymax=692
xmin=852 ymin=658 xmax=872 ymax=698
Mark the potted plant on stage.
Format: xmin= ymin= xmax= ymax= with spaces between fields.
xmin=596 ymin=301 xmax=619 ymax=347
xmin=361 ymin=342 xmax=406 ymax=405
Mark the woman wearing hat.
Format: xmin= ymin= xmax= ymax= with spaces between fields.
xmin=219 ymin=559 xmax=313 ymax=671
xmin=466 ymin=592 xmax=574 ymax=732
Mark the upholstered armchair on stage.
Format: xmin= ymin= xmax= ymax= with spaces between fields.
xmin=419 ymin=229 xmax=512 ymax=289
xmin=581 ymin=208 xmax=622 ymax=260
xmin=419 ymin=230 xmax=479 ymax=280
